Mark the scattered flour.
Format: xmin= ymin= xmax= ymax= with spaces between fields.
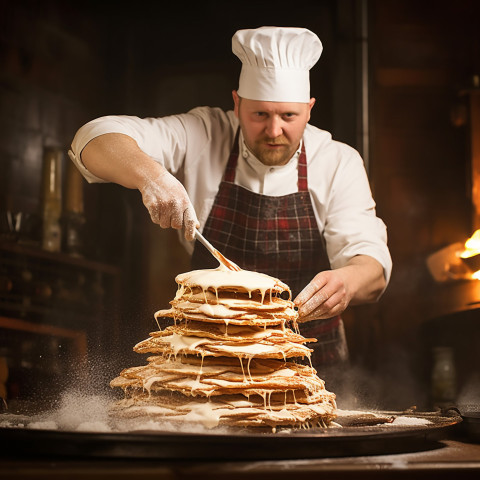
xmin=386 ymin=416 xmax=432 ymax=426
xmin=29 ymin=421 xmax=59 ymax=430
xmin=0 ymin=389 xmax=437 ymax=434
xmin=0 ymin=389 xmax=233 ymax=435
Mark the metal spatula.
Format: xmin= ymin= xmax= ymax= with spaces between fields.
xmin=194 ymin=229 xmax=241 ymax=271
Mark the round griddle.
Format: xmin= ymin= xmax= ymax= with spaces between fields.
xmin=0 ymin=413 xmax=462 ymax=460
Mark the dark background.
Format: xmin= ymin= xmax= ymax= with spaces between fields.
xmin=1 ymin=0 xmax=479 ymax=411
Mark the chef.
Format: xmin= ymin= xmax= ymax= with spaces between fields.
xmin=69 ymin=26 xmax=392 ymax=371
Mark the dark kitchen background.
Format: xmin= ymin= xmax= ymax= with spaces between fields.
xmin=1 ymin=0 xmax=479 ymax=413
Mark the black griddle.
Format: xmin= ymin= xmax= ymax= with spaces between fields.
xmin=0 ymin=413 xmax=462 ymax=460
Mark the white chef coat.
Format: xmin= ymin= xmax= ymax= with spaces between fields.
xmin=69 ymin=106 xmax=392 ymax=283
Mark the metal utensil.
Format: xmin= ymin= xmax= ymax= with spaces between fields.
xmin=194 ymin=229 xmax=241 ymax=271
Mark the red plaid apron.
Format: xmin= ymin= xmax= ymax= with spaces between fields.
xmin=191 ymin=131 xmax=348 ymax=369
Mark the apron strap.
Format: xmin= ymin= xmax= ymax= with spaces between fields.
xmin=223 ymin=130 xmax=240 ymax=183
xmin=297 ymin=143 xmax=308 ymax=192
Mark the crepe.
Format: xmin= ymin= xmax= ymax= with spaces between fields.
xmin=110 ymin=265 xmax=337 ymax=430
xmin=110 ymin=392 xmax=336 ymax=428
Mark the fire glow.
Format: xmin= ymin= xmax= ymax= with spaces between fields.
xmin=460 ymin=230 xmax=480 ymax=280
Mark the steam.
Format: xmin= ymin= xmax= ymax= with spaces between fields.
xmin=28 ymin=390 xmax=112 ymax=432
xmin=2 ymin=338 xmax=470 ymax=435
xmin=0 ymin=349 xmax=232 ymax=435
xmin=317 ymin=341 xmax=439 ymax=413
xmin=0 ymin=386 xmax=233 ymax=434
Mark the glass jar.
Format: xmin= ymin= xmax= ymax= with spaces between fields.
xmin=431 ymin=346 xmax=457 ymax=407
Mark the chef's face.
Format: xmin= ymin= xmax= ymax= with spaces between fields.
xmin=233 ymin=90 xmax=315 ymax=166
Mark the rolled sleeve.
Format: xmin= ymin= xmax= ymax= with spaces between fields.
xmin=327 ymin=211 xmax=392 ymax=284
xmin=68 ymin=116 xmax=141 ymax=183
xmin=308 ymin=135 xmax=392 ymax=284
xmin=68 ymin=115 xmax=191 ymax=183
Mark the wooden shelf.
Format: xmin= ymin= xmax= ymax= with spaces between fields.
xmin=0 ymin=241 xmax=120 ymax=275
xmin=0 ymin=315 xmax=87 ymax=362
xmin=0 ymin=238 xmax=123 ymax=392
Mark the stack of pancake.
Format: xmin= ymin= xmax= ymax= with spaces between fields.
xmin=110 ymin=266 xmax=337 ymax=429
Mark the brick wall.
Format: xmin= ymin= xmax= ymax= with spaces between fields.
xmin=5 ymin=0 xmax=478 ymax=409
xmin=0 ymin=1 xmax=106 ymax=215
xmin=354 ymin=0 xmax=480 ymax=408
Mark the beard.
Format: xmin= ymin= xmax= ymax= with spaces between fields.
xmin=248 ymin=137 xmax=299 ymax=166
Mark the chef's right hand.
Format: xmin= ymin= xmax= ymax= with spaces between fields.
xmin=138 ymin=169 xmax=199 ymax=242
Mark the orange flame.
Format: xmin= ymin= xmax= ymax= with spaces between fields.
xmin=460 ymin=230 xmax=480 ymax=258
xmin=460 ymin=230 xmax=480 ymax=279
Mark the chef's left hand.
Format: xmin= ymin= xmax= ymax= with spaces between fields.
xmin=294 ymin=256 xmax=387 ymax=322
xmin=294 ymin=270 xmax=352 ymax=322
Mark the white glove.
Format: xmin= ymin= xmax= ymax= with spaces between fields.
xmin=139 ymin=170 xmax=199 ymax=241
xmin=294 ymin=270 xmax=350 ymax=322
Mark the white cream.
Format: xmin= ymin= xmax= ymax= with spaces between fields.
xmin=182 ymin=402 xmax=222 ymax=429
xmin=165 ymin=334 xmax=208 ymax=354
xmin=197 ymin=303 xmax=239 ymax=318
xmin=210 ymin=343 xmax=285 ymax=355
xmin=175 ymin=266 xmax=290 ymax=302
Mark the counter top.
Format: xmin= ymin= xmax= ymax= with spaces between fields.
xmin=1 ymin=437 xmax=479 ymax=480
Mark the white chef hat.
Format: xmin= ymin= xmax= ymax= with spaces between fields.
xmin=232 ymin=26 xmax=322 ymax=103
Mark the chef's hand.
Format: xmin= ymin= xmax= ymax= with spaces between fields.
xmin=294 ymin=270 xmax=352 ymax=322
xmin=79 ymin=133 xmax=200 ymax=240
xmin=139 ymin=169 xmax=199 ymax=241
xmin=294 ymin=256 xmax=387 ymax=322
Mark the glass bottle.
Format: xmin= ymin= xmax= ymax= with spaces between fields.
xmin=41 ymin=147 xmax=62 ymax=252
xmin=62 ymin=160 xmax=86 ymax=256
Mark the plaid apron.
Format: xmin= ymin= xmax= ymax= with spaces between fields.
xmin=191 ymin=131 xmax=348 ymax=369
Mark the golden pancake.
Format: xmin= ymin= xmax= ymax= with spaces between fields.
xmin=110 ymin=266 xmax=337 ymax=429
